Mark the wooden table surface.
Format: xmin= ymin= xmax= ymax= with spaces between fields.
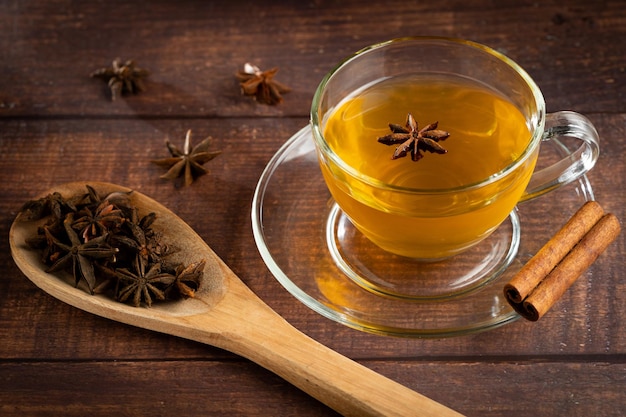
xmin=1 ymin=1 xmax=624 ymax=416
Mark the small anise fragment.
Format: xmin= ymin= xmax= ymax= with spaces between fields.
xmin=173 ymin=260 xmax=206 ymax=299
xmin=90 ymin=58 xmax=149 ymax=101
xmin=377 ymin=113 xmax=450 ymax=161
xmin=236 ymin=63 xmax=291 ymax=105
xmin=17 ymin=192 xmax=79 ymax=222
xmin=151 ymin=130 xmax=221 ymax=186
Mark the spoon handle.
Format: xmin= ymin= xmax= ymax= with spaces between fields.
xmin=183 ymin=277 xmax=464 ymax=417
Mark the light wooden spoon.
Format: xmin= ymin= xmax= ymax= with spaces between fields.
xmin=10 ymin=181 xmax=463 ymax=417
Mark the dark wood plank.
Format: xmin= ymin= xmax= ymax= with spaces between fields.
xmin=0 ymin=0 xmax=624 ymax=117
xmin=0 ymin=361 xmax=341 ymax=417
xmin=1 ymin=360 xmax=624 ymax=417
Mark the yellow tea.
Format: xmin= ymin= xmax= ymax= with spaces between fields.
xmin=319 ymin=74 xmax=536 ymax=259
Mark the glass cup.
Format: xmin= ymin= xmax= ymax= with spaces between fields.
xmin=311 ymin=37 xmax=599 ymax=262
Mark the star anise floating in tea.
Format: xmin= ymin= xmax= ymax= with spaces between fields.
xmin=377 ymin=113 xmax=450 ymax=161
xmin=151 ymin=130 xmax=221 ymax=187
xmin=90 ymin=58 xmax=149 ymax=101
xmin=18 ymin=185 xmax=205 ymax=306
xmin=236 ymin=63 xmax=291 ymax=105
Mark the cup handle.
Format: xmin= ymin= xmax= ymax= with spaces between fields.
xmin=520 ymin=111 xmax=600 ymax=202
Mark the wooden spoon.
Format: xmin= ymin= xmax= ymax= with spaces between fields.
xmin=9 ymin=182 xmax=463 ymax=417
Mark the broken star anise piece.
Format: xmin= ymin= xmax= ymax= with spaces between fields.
xmin=90 ymin=58 xmax=149 ymax=101
xmin=236 ymin=63 xmax=291 ymax=105
xmin=173 ymin=259 xmax=205 ymax=299
xmin=151 ymin=129 xmax=221 ymax=187
xmin=377 ymin=113 xmax=450 ymax=161
xmin=17 ymin=192 xmax=79 ymax=222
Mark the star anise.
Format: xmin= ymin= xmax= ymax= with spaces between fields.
xmin=236 ymin=63 xmax=291 ymax=105
xmin=72 ymin=200 xmax=125 ymax=242
xmin=151 ymin=130 xmax=221 ymax=186
xmin=115 ymin=256 xmax=176 ymax=307
xmin=45 ymin=213 xmax=119 ymax=293
xmin=90 ymin=58 xmax=149 ymax=101
xmin=111 ymin=208 xmax=170 ymax=265
xmin=377 ymin=113 xmax=450 ymax=161
xmin=173 ymin=260 xmax=205 ymax=299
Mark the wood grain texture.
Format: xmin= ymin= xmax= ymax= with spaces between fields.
xmin=0 ymin=0 xmax=624 ymax=117
xmin=1 ymin=360 xmax=625 ymax=417
xmin=1 ymin=0 xmax=625 ymax=416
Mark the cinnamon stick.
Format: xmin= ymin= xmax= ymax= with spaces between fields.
xmin=504 ymin=201 xmax=621 ymax=321
xmin=504 ymin=201 xmax=604 ymax=304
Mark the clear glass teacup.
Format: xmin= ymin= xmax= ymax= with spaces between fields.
xmin=311 ymin=37 xmax=599 ymax=261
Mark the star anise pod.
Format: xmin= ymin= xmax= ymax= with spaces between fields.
xmin=236 ymin=63 xmax=291 ymax=105
xmin=90 ymin=58 xmax=149 ymax=101
xmin=151 ymin=130 xmax=221 ymax=186
xmin=45 ymin=213 xmax=119 ymax=293
xmin=377 ymin=113 xmax=450 ymax=161
xmin=72 ymin=200 xmax=125 ymax=242
xmin=111 ymin=208 xmax=170 ymax=265
xmin=115 ymin=256 xmax=176 ymax=307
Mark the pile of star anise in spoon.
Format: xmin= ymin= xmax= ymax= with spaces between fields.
xmin=17 ymin=185 xmax=205 ymax=307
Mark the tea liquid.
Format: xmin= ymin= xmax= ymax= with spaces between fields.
xmin=320 ymin=74 xmax=536 ymax=258
xmin=324 ymin=74 xmax=531 ymax=189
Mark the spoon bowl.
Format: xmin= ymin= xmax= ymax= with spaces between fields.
xmin=10 ymin=182 xmax=462 ymax=417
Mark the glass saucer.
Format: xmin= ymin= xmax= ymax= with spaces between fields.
xmin=251 ymin=126 xmax=595 ymax=337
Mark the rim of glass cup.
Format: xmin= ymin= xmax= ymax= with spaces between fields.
xmin=310 ymin=36 xmax=547 ymax=194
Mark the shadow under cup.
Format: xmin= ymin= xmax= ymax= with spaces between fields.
xmin=311 ymin=37 xmax=599 ymax=297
